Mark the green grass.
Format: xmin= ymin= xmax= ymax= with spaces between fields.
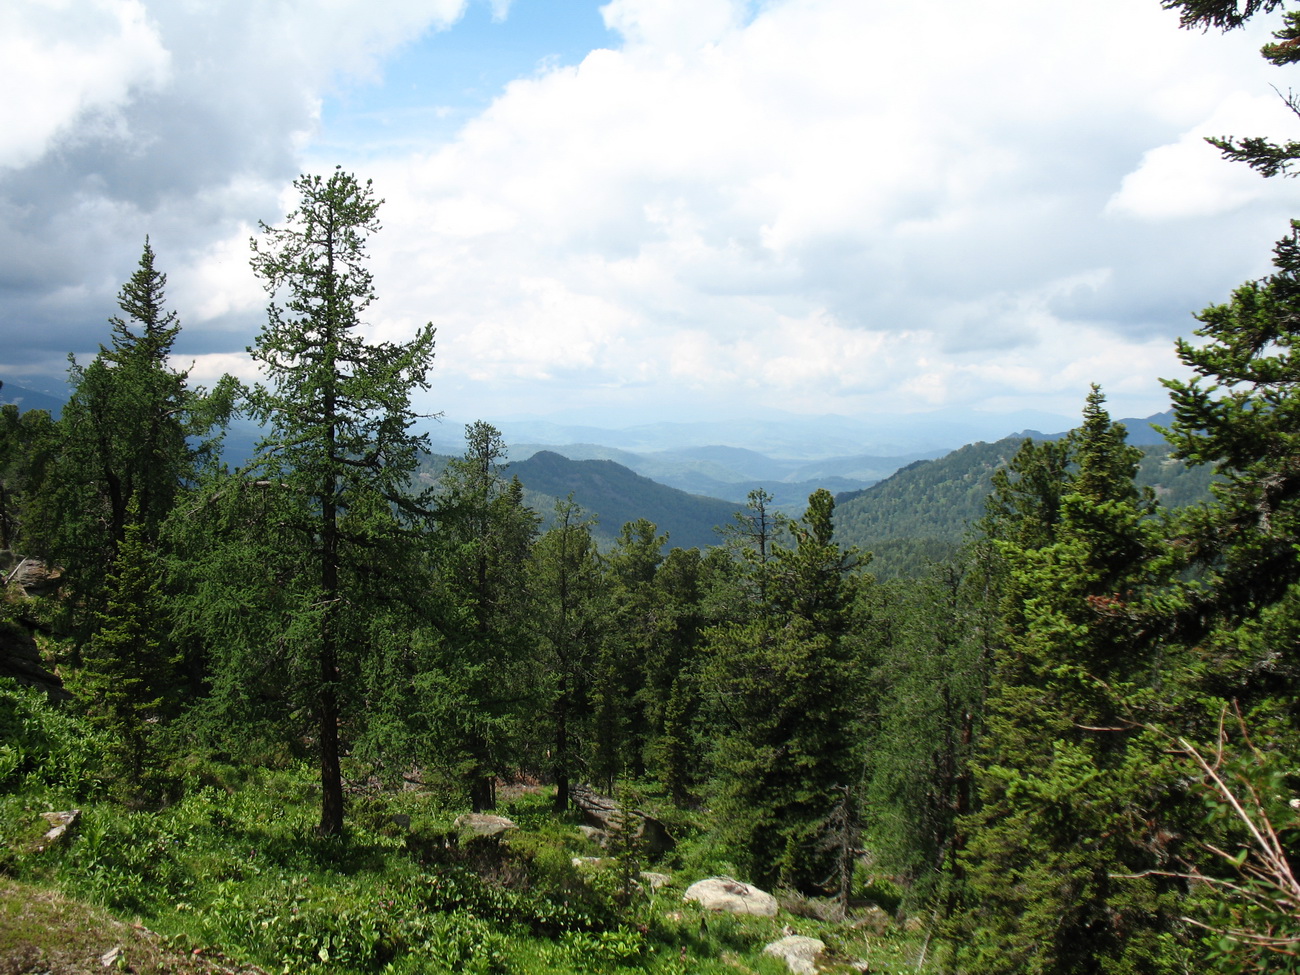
xmin=2 ymin=767 xmax=933 ymax=974
xmin=0 ymin=678 xmax=931 ymax=974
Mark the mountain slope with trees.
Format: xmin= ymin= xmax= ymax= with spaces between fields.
xmin=833 ymin=437 xmax=1217 ymax=577
xmin=9 ymin=6 xmax=1300 ymax=966
xmin=505 ymin=450 xmax=742 ymax=550
xmin=508 ymin=441 xmax=937 ymax=507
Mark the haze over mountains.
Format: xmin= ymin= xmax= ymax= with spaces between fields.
xmin=426 ymin=407 xmax=1084 ymax=458
xmin=4 ymin=377 xmax=1193 ymax=564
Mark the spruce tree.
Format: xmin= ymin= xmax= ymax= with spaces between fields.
xmin=75 ymin=500 xmax=177 ymax=801
xmin=717 ymin=487 xmax=787 ymax=608
xmin=1162 ymin=227 xmax=1300 ymax=699
xmin=642 ymin=546 xmax=712 ymax=804
xmin=702 ymin=490 xmax=866 ymax=889
xmin=595 ymin=518 xmax=670 ymax=786
xmin=863 ymin=554 xmax=993 ymax=907
xmin=954 ymin=389 xmax=1186 ymax=975
xmin=0 ymin=398 xmax=54 ymax=552
xmin=528 ymin=497 xmax=606 ymax=813
xmin=32 ymin=240 xmax=232 ymax=642
xmin=415 ymin=421 xmax=537 ymax=810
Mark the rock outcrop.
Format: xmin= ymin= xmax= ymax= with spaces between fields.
xmin=683 ymin=876 xmax=778 ymax=916
xmin=763 ymin=935 xmax=827 ymax=975
xmin=570 ymin=784 xmax=675 ymax=855
xmin=638 ymin=871 xmax=672 ymax=891
xmin=453 ymin=813 xmax=517 ymax=841
xmin=4 ymin=556 xmax=63 ymax=598
xmin=0 ymin=552 xmax=69 ymax=700
xmin=38 ymin=809 xmax=80 ymax=850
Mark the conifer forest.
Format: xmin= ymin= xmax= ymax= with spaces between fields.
xmin=8 ymin=2 xmax=1300 ymax=973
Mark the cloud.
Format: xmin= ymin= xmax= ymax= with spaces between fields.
xmin=0 ymin=0 xmax=467 ymax=371
xmin=1106 ymin=91 xmax=1300 ymax=220
xmin=5 ymin=0 xmax=1300 ymax=427
xmin=340 ymin=0 xmax=1298 ymax=421
xmin=600 ymin=0 xmax=751 ymax=51
xmin=0 ymin=0 xmax=170 ymax=171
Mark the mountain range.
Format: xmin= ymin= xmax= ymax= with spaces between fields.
xmin=4 ymin=377 xmax=1205 ymax=573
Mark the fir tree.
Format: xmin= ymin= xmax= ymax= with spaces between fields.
xmin=32 ymin=240 xmax=233 ymax=644
xmin=76 ymin=501 xmax=178 ymax=801
xmin=954 ymin=388 xmax=1186 ymax=974
xmin=863 ymin=553 xmax=993 ymax=908
xmin=414 ymin=422 xmax=537 ymax=810
xmin=1162 ymin=227 xmax=1300 ymax=702
xmin=0 ymin=398 xmax=54 ymax=552
xmin=529 ymin=497 xmax=606 ymax=813
xmin=642 ymin=546 xmax=713 ymax=803
xmin=596 ymin=518 xmax=671 ymax=785
xmin=702 ymin=490 xmax=866 ymax=890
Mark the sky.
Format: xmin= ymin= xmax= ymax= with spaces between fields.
xmin=5 ymin=0 xmax=1300 ymax=435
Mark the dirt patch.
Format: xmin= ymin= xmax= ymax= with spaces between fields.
xmin=0 ymin=879 xmax=267 ymax=975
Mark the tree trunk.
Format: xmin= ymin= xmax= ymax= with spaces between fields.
xmin=470 ymin=774 xmax=496 ymax=812
xmin=318 ymin=669 xmax=344 ymax=834
xmin=553 ymin=696 xmax=569 ymax=814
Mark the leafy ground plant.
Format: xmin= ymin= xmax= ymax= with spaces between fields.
xmin=3 ymin=731 xmax=934 ymax=975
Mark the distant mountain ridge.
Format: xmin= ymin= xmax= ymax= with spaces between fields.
xmin=1035 ymin=410 xmax=1176 ymax=446
xmin=833 ymin=432 xmax=1215 ymax=578
xmin=0 ymin=381 xmax=66 ymax=417
xmin=7 ymin=377 xmax=1196 ymax=568
xmin=508 ymin=450 xmax=741 ymax=550
xmin=474 ymin=406 xmax=1080 ymax=458
xmin=504 ymin=441 xmax=942 ymax=508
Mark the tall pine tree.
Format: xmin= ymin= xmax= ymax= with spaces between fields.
xmin=954 ymin=388 xmax=1186 ymax=975
xmin=528 ymin=498 xmax=605 ymax=813
xmin=702 ymin=490 xmax=866 ymax=889
xmin=413 ymin=421 xmax=537 ymax=810
xmin=75 ymin=499 xmax=178 ymax=802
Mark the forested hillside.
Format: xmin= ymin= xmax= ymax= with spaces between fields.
xmin=834 ymin=437 xmax=1217 ymax=577
xmin=416 ymin=449 xmax=742 ymax=552
xmin=508 ymin=441 xmax=929 ymax=508
xmin=9 ymin=14 xmax=1300 ymax=968
xmin=506 ymin=450 xmax=741 ymax=550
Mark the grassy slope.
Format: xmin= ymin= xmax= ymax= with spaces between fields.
xmin=1 ymin=757 xmax=934 ymax=975
xmin=0 ymin=877 xmax=269 ymax=975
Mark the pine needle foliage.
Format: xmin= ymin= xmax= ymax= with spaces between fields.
xmin=75 ymin=503 xmax=178 ymax=802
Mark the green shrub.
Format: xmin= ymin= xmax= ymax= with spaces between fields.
xmin=0 ymin=677 xmax=109 ymax=800
xmin=56 ymin=805 xmax=193 ymax=913
xmin=853 ymin=865 xmax=903 ymax=914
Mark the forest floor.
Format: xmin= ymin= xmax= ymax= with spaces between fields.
xmin=0 ymin=766 xmax=931 ymax=974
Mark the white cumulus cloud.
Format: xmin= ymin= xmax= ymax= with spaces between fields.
xmin=1107 ymin=91 xmax=1300 ymax=220
xmin=348 ymin=0 xmax=1295 ymax=419
xmin=0 ymin=0 xmax=170 ymax=170
xmin=6 ymin=0 xmax=1300 ymax=425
